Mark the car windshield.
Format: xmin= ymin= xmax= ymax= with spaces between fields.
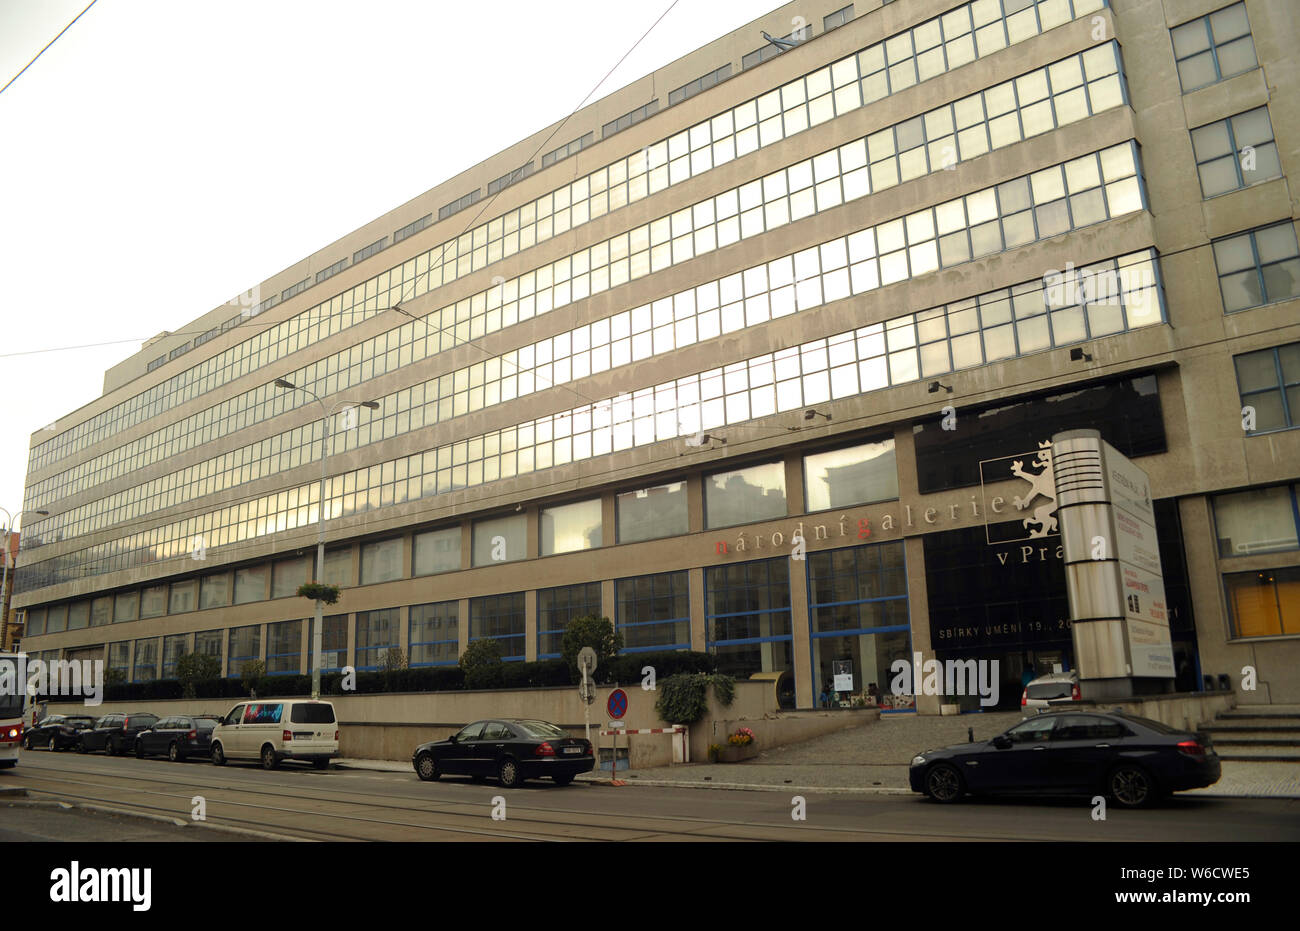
xmin=1027 ymin=681 xmax=1073 ymax=699
xmin=0 ymin=694 xmax=23 ymax=719
xmin=514 ymin=720 xmax=566 ymax=738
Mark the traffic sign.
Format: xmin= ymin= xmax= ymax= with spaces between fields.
xmin=577 ymin=646 xmax=598 ymax=672
xmin=607 ymin=688 xmax=628 ymax=719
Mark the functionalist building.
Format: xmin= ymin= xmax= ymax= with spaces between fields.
xmin=16 ymin=0 xmax=1300 ymax=711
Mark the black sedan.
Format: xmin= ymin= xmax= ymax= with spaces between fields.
xmin=909 ymin=710 xmax=1221 ymax=808
xmin=134 ymin=716 xmax=218 ymax=762
xmin=77 ymin=712 xmax=159 ymax=755
xmin=24 ymin=715 xmax=98 ymax=751
xmin=413 ymin=719 xmax=594 ymax=788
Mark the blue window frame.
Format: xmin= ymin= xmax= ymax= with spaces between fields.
xmin=226 ymin=625 xmax=260 ymax=678
xmin=308 ymin=614 xmax=348 ymax=673
xmin=537 ymin=583 xmax=603 ymax=659
xmin=705 ymin=556 xmax=794 ymax=684
xmin=469 ymin=593 xmax=526 ymax=661
xmin=615 ymin=571 xmax=690 ymax=653
xmin=266 ymin=619 xmax=302 ymax=675
xmin=410 ymin=600 xmax=459 ymax=666
xmin=356 ymin=608 xmax=399 ymax=671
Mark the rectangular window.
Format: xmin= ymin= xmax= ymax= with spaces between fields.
xmin=1214 ymin=223 xmax=1300 ymax=313
xmin=705 ymin=461 xmax=787 ymax=529
xmin=90 ymin=596 xmax=112 ymax=627
xmin=308 ymin=615 xmax=348 ymax=673
xmin=356 ymin=609 xmax=399 ymax=670
xmin=360 ymin=537 xmax=403 ymax=584
xmin=808 ymin=540 xmax=909 ymax=633
xmin=114 ymin=592 xmax=138 ymax=623
xmin=413 ymin=526 xmax=461 ymax=575
xmin=540 ymin=498 xmax=602 ymax=556
xmin=353 ymin=237 xmax=387 ymax=264
xmin=227 ymin=625 xmax=261 ymax=678
xmin=541 ymin=133 xmax=593 ymax=169
xmin=393 ymin=214 xmax=433 ymax=244
xmin=140 ymin=585 xmax=167 ymax=618
xmin=1236 ymin=343 xmax=1300 ymax=433
xmin=195 ymin=630 xmax=223 ymax=670
xmin=472 ymin=514 xmax=526 ymax=566
xmin=537 ymin=582 xmax=603 ymax=658
xmin=267 ymin=619 xmax=303 ymax=675
xmin=67 ymin=601 xmax=89 ymax=631
xmin=200 ymin=573 xmax=231 ymax=609
xmin=1214 ymin=485 xmax=1300 ymax=557
xmin=26 ymin=607 xmax=46 ymax=636
xmin=1190 ymin=107 xmax=1280 ymax=197
xmin=168 ymin=579 xmax=197 ymax=614
xmin=469 ymin=593 xmax=526 ymax=660
xmin=233 ymin=566 xmax=267 ymax=604
xmin=281 ymin=278 xmax=310 ymax=301
xmin=132 ymin=638 xmax=159 ymax=682
xmin=602 ymin=100 xmax=659 ymax=138
xmin=108 ymin=642 xmax=130 ymax=679
xmin=272 ymin=555 xmax=311 ymax=598
xmin=322 ymin=548 xmax=352 ymax=587
xmin=487 ymin=163 xmax=535 ymax=195
xmin=617 ymin=481 xmax=688 ymax=544
xmin=705 ymin=557 xmax=793 ymax=684
xmin=615 ymin=570 xmax=690 ymax=652
xmin=1225 ymin=567 xmax=1300 ymax=637
xmin=804 ymin=437 xmax=899 ymax=511
xmin=438 ymin=190 xmax=482 ymax=222
xmin=162 ymin=634 xmax=189 ymax=678
xmin=824 ymin=5 xmax=854 ymax=31
xmin=668 ymin=64 xmax=732 ymax=107
xmin=410 ymin=601 xmax=459 ymax=666
xmin=1170 ymin=3 xmax=1257 ymax=93
xmin=315 ymin=257 xmax=348 ymax=284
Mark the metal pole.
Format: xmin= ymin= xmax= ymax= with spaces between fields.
xmin=582 ymin=664 xmax=591 ymax=749
xmin=312 ymin=413 xmax=328 ymax=700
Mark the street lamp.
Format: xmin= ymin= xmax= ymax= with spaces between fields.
xmin=0 ymin=508 xmax=50 ymax=650
xmin=274 ymin=378 xmax=380 ymax=699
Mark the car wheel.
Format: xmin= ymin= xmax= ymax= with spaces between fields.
xmin=211 ymin=743 xmax=226 ymax=766
xmin=312 ymin=758 xmax=329 ymax=770
xmin=498 ymin=757 xmax=523 ymax=789
xmin=134 ymin=740 xmax=145 ymax=759
xmin=924 ymin=763 xmax=965 ymax=803
xmin=553 ymin=774 xmax=574 ymax=786
xmin=261 ymin=745 xmax=280 ymax=770
xmin=169 ymin=742 xmax=183 ymax=763
xmin=105 ymin=738 xmax=117 ymax=757
xmin=415 ymin=752 xmax=440 ymax=782
xmin=1109 ymin=764 xmax=1155 ymax=808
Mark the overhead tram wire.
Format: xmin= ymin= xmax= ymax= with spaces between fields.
xmin=0 ymin=0 xmax=98 ymax=98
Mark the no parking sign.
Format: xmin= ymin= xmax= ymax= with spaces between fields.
xmin=607 ymin=688 xmax=628 ymax=720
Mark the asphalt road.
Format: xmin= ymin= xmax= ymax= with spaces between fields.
xmin=5 ymin=748 xmax=1299 ymax=842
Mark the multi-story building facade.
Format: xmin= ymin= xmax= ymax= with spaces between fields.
xmin=16 ymin=0 xmax=1300 ymax=710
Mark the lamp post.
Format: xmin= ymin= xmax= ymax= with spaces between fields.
xmin=0 ymin=508 xmax=50 ymax=651
xmin=273 ymin=378 xmax=380 ymax=699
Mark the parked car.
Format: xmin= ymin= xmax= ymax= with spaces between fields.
xmin=1021 ymin=671 xmax=1080 ymax=712
xmin=77 ymin=712 xmax=159 ymax=755
xmin=413 ymin=719 xmax=594 ymax=788
xmin=24 ymin=715 xmax=97 ymax=751
xmin=134 ymin=716 xmax=218 ymax=762
xmin=909 ymin=709 xmax=1220 ymax=808
xmin=209 ymin=700 xmax=338 ymax=770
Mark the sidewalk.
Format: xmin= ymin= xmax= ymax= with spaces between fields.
xmin=339 ymin=710 xmax=1300 ymax=797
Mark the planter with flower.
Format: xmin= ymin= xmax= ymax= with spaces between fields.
xmin=716 ymin=726 xmax=758 ymax=762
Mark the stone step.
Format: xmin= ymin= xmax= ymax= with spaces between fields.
xmin=1217 ymin=711 xmax=1300 ymax=721
xmin=1215 ymin=746 xmax=1300 ymax=762
xmin=1204 ymin=722 xmax=1300 ymax=733
xmin=1211 ymin=736 xmax=1300 ymax=747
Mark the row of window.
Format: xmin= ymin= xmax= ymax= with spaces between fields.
xmin=30 ymin=0 xmax=1102 ymax=476
xmin=23 ymin=249 xmax=1160 ymax=590
xmin=23 ymin=435 xmax=900 ymax=629
xmin=76 ymin=544 xmax=908 ymax=679
xmin=29 ymin=129 xmax=1151 ymax=557
xmin=28 ymin=60 xmax=1137 ymax=542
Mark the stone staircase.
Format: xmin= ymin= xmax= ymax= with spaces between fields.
xmin=1202 ymin=705 xmax=1300 ymax=762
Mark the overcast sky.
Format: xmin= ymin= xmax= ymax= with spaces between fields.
xmin=0 ymin=0 xmax=782 ymax=528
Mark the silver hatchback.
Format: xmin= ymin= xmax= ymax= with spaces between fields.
xmin=1020 ymin=671 xmax=1079 ymax=712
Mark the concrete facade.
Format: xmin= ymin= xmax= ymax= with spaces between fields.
xmin=15 ymin=0 xmax=1300 ymax=712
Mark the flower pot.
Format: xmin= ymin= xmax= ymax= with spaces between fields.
xmin=716 ymin=744 xmax=758 ymax=763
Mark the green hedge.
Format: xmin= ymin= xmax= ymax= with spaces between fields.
xmin=95 ymin=651 xmax=716 ymax=703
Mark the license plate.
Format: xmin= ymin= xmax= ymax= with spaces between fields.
xmin=562 ymin=747 xmax=582 ymax=754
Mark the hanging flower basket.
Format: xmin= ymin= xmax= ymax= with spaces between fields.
xmin=297 ymin=582 xmax=341 ymax=605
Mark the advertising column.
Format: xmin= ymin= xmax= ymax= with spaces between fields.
xmin=1051 ymin=429 xmax=1174 ymax=699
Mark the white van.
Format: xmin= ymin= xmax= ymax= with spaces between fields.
xmin=209 ymin=699 xmax=339 ymax=770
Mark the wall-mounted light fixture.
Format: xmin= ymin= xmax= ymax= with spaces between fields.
xmin=1070 ymin=347 xmax=1093 ymax=362
xmin=928 ymin=381 xmax=953 ymax=394
xmin=804 ymin=409 xmax=831 ymax=421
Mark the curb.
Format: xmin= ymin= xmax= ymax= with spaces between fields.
xmin=575 ymin=775 xmax=914 ymax=795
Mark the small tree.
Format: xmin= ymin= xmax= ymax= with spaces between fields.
xmin=381 ymin=647 xmax=408 ymax=672
xmin=104 ymin=668 xmax=127 ymax=688
xmin=240 ymin=659 xmax=265 ymax=697
xmin=560 ymin=615 xmax=624 ymax=681
xmin=176 ymin=651 xmax=221 ymax=698
xmin=459 ymin=638 xmax=504 ymax=690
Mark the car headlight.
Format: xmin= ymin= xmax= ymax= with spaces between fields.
xmin=911 ymin=755 xmax=927 ymax=766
